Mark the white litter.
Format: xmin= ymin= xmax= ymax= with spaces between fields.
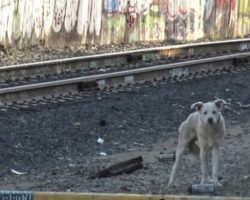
xmin=11 ymin=169 xmax=27 ymax=175
xmin=97 ymin=137 xmax=104 ymax=144
xmin=99 ymin=152 xmax=107 ymax=156
xmin=128 ymin=148 xmax=137 ymax=151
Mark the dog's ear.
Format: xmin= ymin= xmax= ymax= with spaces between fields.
xmin=214 ymin=99 xmax=226 ymax=111
xmin=191 ymin=102 xmax=203 ymax=111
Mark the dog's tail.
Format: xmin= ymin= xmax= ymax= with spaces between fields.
xmin=187 ymin=137 xmax=200 ymax=156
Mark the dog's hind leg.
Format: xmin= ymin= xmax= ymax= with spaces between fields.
xmin=168 ymin=135 xmax=189 ymax=187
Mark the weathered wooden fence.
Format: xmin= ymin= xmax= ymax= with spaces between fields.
xmin=0 ymin=0 xmax=250 ymax=48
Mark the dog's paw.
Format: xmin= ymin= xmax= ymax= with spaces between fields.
xmin=168 ymin=181 xmax=175 ymax=188
xmin=201 ymin=179 xmax=209 ymax=184
xmin=213 ymin=181 xmax=223 ymax=187
xmin=208 ymin=176 xmax=213 ymax=183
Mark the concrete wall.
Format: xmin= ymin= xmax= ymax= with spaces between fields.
xmin=0 ymin=0 xmax=250 ymax=48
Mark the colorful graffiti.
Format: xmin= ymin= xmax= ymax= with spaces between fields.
xmin=0 ymin=0 xmax=249 ymax=48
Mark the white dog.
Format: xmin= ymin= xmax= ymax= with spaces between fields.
xmin=168 ymin=99 xmax=226 ymax=187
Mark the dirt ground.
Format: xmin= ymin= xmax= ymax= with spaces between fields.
xmin=0 ymin=68 xmax=250 ymax=197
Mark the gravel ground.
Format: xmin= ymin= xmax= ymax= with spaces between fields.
xmin=0 ymin=43 xmax=162 ymax=66
xmin=0 ymin=69 xmax=250 ymax=197
xmin=0 ymin=40 xmax=203 ymax=66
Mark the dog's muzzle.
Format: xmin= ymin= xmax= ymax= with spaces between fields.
xmin=208 ymin=118 xmax=213 ymax=124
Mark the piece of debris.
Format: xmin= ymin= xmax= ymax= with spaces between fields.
xmin=128 ymin=148 xmax=137 ymax=151
xmin=97 ymin=137 xmax=104 ymax=144
xmin=99 ymin=152 xmax=107 ymax=156
xmin=224 ymin=105 xmax=240 ymax=115
xmin=97 ymin=137 xmax=107 ymax=156
xmin=90 ymin=156 xmax=143 ymax=179
xmin=10 ymin=169 xmax=27 ymax=175
xmin=241 ymin=175 xmax=250 ymax=181
xmin=73 ymin=122 xmax=81 ymax=130
xmin=188 ymin=184 xmax=215 ymax=194
xmin=112 ymin=141 xmax=120 ymax=146
xmin=155 ymin=152 xmax=175 ymax=161
xmin=236 ymin=102 xmax=250 ymax=109
xmin=99 ymin=68 xmax=107 ymax=72
xmin=96 ymin=120 xmax=108 ymax=156
xmin=132 ymin=141 xmax=144 ymax=147
xmin=99 ymin=120 xmax=107 ymax=126
xmin=73 ymin=122 xmax=81 ymax=126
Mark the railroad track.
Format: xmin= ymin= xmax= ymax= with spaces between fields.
xmin=0 ymin=38 xmax=250 ymax=109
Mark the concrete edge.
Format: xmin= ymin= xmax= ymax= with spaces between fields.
xmin=0 ymin=191 xmax=249 ymax=200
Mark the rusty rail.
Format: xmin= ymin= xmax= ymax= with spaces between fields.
xmin=0 ymin=38 xmax=250 ymax=82
xmin=0 ymin=50 xmax=249 ymax=104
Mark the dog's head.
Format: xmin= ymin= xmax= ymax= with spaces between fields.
xmin=191 ymin=99 xmax=225 ymax=125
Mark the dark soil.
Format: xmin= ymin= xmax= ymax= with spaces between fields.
xmin=0 ymin=69 xmax=250 ymax=197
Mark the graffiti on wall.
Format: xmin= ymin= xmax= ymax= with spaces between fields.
xmin=164 ymin=0 xmax=205 ymax=41
xmin=0 ymin=0 xmax=249 ymax=47
xmin=237 ymin=0 xmax=250 ymax=36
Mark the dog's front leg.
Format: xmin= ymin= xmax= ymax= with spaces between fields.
xmin=212 ymin=146 xmax=222 ymax=187
xmin=200 ymin=145 xmax=209 ymax=184
xmin=168 ymin=140 xmax=187 ymax=187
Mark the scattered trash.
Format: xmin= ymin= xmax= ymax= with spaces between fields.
xmin=128 ymin=148 xmax=137 ymax=151
xmin=97 ymin=136 xmax=106 ymax=156
xmin=68 ymin=163 xmax=76 ymax=168
xmin=97 ymin=137 xmax=104 ymax=144
xmin=99 ymin=152 xmax=107 ymax=156
xmin=96 ymin=120 xmax=108 ymax=156
xmin=241 ymin=175 xmax=250 ymax=181
xmin=224 ymin=163 xmax=235 ymax=168
xmin=224 ymin=105 xmax=240 ymax=115
xmin=99 ymin=68 xmax=107 ymax=72
xmin=73 ymin=122 xmax=81 ymax=126
xmin=188 ymin=184 xmax=215 ymax=194
xmin=73 ymin=122 xmax=81 ymax=131
xmin=10 ymin=169 xmax=27 ymax=175
xmin=99 ymin=120 xmax=106 ymax=127
xmin=155 ymin=152 xmax=175 ymax=161
xmin=112 ymin=142 xmax=120 ymax=146
xmin=132 ymin=141 xmax=144 ymax=147
xmin=236 ymin=102 xmax=250 ymax=109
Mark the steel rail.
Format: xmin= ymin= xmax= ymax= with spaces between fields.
xmin=0 ymin=51 xmax=249 ymax=95
xmin=1 ymin=38 xmax=250 ymax=71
